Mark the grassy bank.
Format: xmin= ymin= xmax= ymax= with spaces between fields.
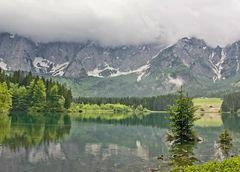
xmin=69 ymin=103 xmax=132 ymax=113
xmin=193 ymin=98 xmax=223 ymax=127
xmin=69 ymin=103 xmax=150 ymax=115
xmin=193 ymin=98 xmax=223 ymax=113
xmin=173 ymin=156 xmax=240 ymax=172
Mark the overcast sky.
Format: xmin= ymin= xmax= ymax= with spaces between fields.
xmin=0 ymin=0 xmax=240 ymax=46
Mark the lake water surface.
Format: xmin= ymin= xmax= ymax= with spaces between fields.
xmin=0 ymin=113 xmax=239 ymax=172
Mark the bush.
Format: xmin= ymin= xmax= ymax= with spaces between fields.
xmin=173 ymin=156 xmax=240 ymax=172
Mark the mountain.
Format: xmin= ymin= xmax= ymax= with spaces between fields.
xmin=1 ymin=32 xmax=240 ymax=97
xmin=0 ymin=32 xmax=162 ymax=78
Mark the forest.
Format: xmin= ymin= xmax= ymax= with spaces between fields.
xmin=75 ymin=94 xmax=177 ymax=111
xmin=0 ymin=69 xmax=72 ymax=113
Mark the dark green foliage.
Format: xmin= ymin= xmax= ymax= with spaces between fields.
xmin=222 ymin=91 xmax=240 ymax=112
xmin=75 ymin=94 xmax=176 ymax=111
xmin=0 ymin=69 xmax=73 ymax=112
xmin=47 ymin=84 xmax=65 ymax=112
xmin=168 ymin=89 xmax=199 ymax=143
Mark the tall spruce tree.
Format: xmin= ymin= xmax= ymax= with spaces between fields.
xmin=28 ymin=79 xmax=46 ymax=112
xmin=168 ymin=89 xmax=198 ymax=143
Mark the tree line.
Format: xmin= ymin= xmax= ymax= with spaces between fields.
xmin=0 ymin=69 xmax=72 ymax=113
xmin=75 ymin=94 xmax=177 ymax=111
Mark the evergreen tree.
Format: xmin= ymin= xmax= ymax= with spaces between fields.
xmin=28 ymin=80 xmax=46 ymax=112
xmin=47 ymin=84 xmax=65 ymax=112
xmin=0 ymin=82 xmax=12 ymax=113
xmin=167 ymin=89 xmax=198 ymax=143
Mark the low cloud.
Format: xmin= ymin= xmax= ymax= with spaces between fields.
xmin=0 ymin=0 xmax=240 ymax=46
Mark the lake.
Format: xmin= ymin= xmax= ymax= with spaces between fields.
xmin=0 ymin=112 xmax=239 ymax=172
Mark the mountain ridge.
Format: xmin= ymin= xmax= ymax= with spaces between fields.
xmin=1 ymin=32 xmax=240 ymax=97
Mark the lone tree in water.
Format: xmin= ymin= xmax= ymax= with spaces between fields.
xmin=167 ymin=89 xmax=198 ymax=143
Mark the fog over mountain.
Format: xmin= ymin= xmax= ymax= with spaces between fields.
xmin=1 ymin=0 xmax=240 ymax=46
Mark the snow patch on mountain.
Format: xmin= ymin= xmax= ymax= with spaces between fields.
xmin=87 ymin=63 xmax=150 ymax=80
xmin=0 ymin=58 xmax=7 ymax=70
xmin=33 ymin=57 xmax=69 ymax=76
xmin=87 ymin=63 xmax=115 ymax=78
xmin=136 ymin=64 xmax=150 ymax=82
xmin=209 ymin=50 xmax=226 ymax=82
xmin=87 ymin=68 xmax=105 ymax=78
xmin=111 ymin=64 xmax=150 ymax=77
xmin=33 ymin=57 xmax=53 ymax=70
xmin=50 ymin=62 xmax=69 ymax=76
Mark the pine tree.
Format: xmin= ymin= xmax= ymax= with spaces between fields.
xmin=167 ymin=89 xmax=198 ymax=143
xmin=47 ymin=84 xmax=65 ymax=112
xmin=28 ymin=79 xmax=46 ymax=112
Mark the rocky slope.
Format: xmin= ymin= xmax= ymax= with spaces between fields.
xmin=0 ymin=32 xmax=162 ymax=78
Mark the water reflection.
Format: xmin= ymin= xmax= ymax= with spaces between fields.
xmin=168 ymin=142 xmax=198 ymax=168
xmin=75 ymin=113 xmax=170 ymax=128
xmin=222 ymin=113 xmax=240 ymax=133
xmin=0 ymin=113 xmax=71 ymax=151
xmin=165 ymin=113 xmax=239 ymax=170
xmin=0 ymin=112 xmax=240 ymax=172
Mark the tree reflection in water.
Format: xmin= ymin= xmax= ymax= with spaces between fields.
xmin=0 ymin=112 xmax=71 ymax=151
xmin=168 ymin=142 xmax=198 ymax=168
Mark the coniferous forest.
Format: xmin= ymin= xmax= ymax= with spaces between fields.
xmin=0 ymin=69 xmax=72 ymax=113
xmin=75 ymin=94 xmax=177 ymax=111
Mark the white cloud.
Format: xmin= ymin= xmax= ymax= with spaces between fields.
xmin=0 ymin=0 xmax=240 ymax=46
